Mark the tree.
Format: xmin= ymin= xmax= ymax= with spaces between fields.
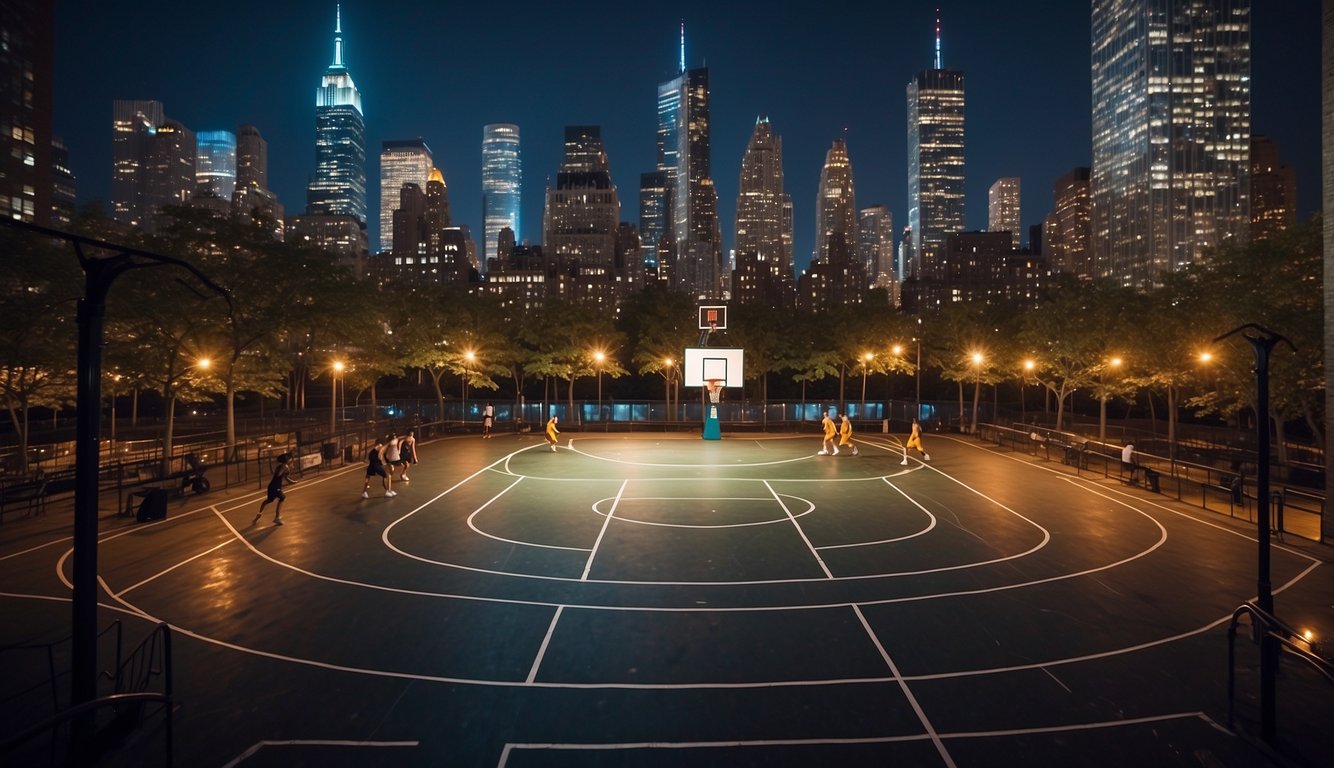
xmin=624 ymin=286 xmax=696 ymax=421
xmin=0 ymin=228 xmax=80 ymax=472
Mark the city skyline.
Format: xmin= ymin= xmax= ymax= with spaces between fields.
xmin=52 ymin=1 xmax=1320 ymax=275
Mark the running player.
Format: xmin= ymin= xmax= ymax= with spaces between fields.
xmin=901 ymin=418 xmax=930 ymax=464
xmin=362 ymin=438 xmax=396 ymax=497
xmin=545 ymin=415 xmax=560 ymax=452
xmin=254 ymin=453 xmax=294 ymax=525
xmin=819 ymin=409 xmax=839 ymax=456
xmin=838 ymin=413 xmax=859 ymax=456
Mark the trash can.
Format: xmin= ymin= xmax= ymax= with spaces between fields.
xmin=1144 ymin=469 xmax=1160 ymax=493
xmin=135 ymin=488 xmax=168 ymax=522
xmin=322 ymin=442 xmax=339 ymax=460
xmin=343 ymin=445 xmax=354 ymax=463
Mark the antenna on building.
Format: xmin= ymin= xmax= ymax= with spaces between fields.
xmin=332 ymin=3 xmax=345 ymax=68
xmin=679 ymin=20 xmax=686 ymax=73
xmin=934 ymin=8 xmax=942 ymax=69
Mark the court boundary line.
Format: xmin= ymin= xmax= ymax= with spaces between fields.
xmin=495 ymin=711 xmax=1225 ymax=766
xmin=764 ymin=480 xmax=833 ymax=578
xmin=581 ymin=480 xmax=628 ymax=580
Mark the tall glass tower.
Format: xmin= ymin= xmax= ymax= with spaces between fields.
xmin=906 ymin=14 xmax=965 ymax=281
xmin=1091 ymin=0 xmax=1250 ymax=287
xmin=815 ymin=137 xmax=856 ymax=265
xmin=987 ymin=177 xmax=1020 ymax=248
xmin=305 ymin=4 xmax=366 ymax=224
xmin=482 ymin=124 xmax=522 ymax=267
xmin=379 ymin=139 xmax=433 ymax=254
xmin=196 ymin=130 xmax=237 ymax=200
xmin=735 ymin=116 xmax=792 ymax=277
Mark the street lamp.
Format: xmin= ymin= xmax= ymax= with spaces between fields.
xmin=1098 ymin=356 xmax=1122 ymax=445
xmin=1021 ymin=359 xmax=1035 ymax=424
xmin=463 ymin=350 xmax=476 ymax=424
xmin=663 ymin=357 xmax=674 ymax=422
xmin=970 ymin=351 xmax=984 ymax=434
xmin=593 ymin=350 xmax=606 ymax=424
xmin=860 ymin=352 xmax=873 ymax=419
xmin=330 ymin=360 xmax=344 ymax=436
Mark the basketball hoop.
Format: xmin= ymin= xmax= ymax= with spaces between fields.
xmin=704 ymin=378 xmax=724 ymax=404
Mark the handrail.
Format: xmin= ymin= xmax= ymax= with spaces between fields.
xmin=1227 ymin=601 xmax=1334 ymax=731
xmin=0 ymin=692 xmax=173 ymax=765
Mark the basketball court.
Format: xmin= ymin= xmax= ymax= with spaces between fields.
xmin=3 ymin=426 xmax=1330 ymax=766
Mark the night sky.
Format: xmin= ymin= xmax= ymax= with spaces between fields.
xmin=54 ymin=1 xmax=1322 ymax=273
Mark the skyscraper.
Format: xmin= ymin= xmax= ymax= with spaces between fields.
xmin=482 ymin=124 xmax=522 ymax=267
xmin=658 ymin=25 xmax=722 ymax=299
xmin=232 ymin=124 xmax=283 ymax=238
xmin=733 ymin=115 xmax=793 ymax=307
xmin=1249 ymin=135 xmax=1296 ymax=240
xmin=305 ymin=4 xmax=366 ymax=225
xmin=1091 ymin=0 xmax=1251 ymax=287
xmin=638 ymin=171 xmax=670 ymax=276
xmin=1 ymin=0 xmax=54 ymax=225
xmin=988 ymin=177 xmax=1021 ymax=248
xmin=379 ymin=139 xmax=433 ymax=254
xmin=858 ymin=205 xmax=896 ymax=291
xmin=196 ymin=130 xmax=237 ymax=200
xmin=111 ymin=100 xmax=195 ymax=231
xmin=815 ymin=137 xmax=857 ymax=265
xmin=543 ymin=126 xmax=627 ymax=307
xmin=906 ymin=15 xmax=966 ymax=282
xmin=1045 ymin=167 xmax=1093 ymax=278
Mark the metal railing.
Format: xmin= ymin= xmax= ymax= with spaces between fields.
xmin=1227 ymin=602 xmax=1333 ymax=738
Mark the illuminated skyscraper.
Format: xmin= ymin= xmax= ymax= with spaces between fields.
xmin=305 ymin=4 xmax=366 ymax=225
xmin=657 ymin=24 xmax=722 ymax=298
xmin=906 ymin=15 xmax=965 ymax=282
xmin=1045 ymin=167 xmax=1093 ymax=278
xmin=482 ymin=123 xmax=522 ymax=268
xmin=1091 ymin=0 xmax=1251 ymax=287
xmin=815 ymin=137 xmax=856 ymax=265
xmin=1 ymin=0 xmax=53 ymax=225
xmin=638 ymin=171 xmax=669 ymax=276
xmin=196 ymin=130 xmax=236 ymax=200
xmin=733 ymin=115 xmax=793 ymax=306
xmin=858 ymin=205 xmax=896 ymax=292
xmin=111 ymin=100 xmax=195 ymax=230
xmin=236 ymin=124 xmax=268 ymax=192
xmin=379 ymin=138 xmax=433 ymax=254
xmin=1249 ymin=135 xmax=1296 ymax=240
xmin=988 ymin=177 xmax=1020 ymax=248
xmin=544 ymin=126 xmax=620 ymax=270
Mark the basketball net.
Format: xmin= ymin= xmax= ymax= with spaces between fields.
xmin=705 ymin=379 xmax=723 ymax=404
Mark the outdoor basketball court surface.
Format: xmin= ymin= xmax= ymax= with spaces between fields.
xmin=2 ymin=430 xmax=1331 ymax=766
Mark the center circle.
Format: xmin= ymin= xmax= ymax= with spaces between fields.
xmin=591 ymin=494 xmax=815 ymax=528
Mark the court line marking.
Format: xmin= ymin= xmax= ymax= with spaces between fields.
xmin=465 ymin=476 xmax=592 ymax=553
xmin=9 ymin=559 xmax=1322 ymax=694
xmin=495 ymin=711 xmax=1224 ymax=766
xmin=581 ymin=480 xmax=628 ymax=580
xmin=526 ymin=605 xmax=564 ymax=683
xmin=114 ymin=531 xmax=237 ymax=597
xmin=858 ymin=604 xmax=954 ymax=766
xmin=219 ymin=739 xmax=420 ymax=768
xmin=764 ymin=480 xmax=833 ymax=578
xmin=589 ymin=493 xmax=816 ymax=529
xmin=817 ymin=480 xmax=937 ymax=550
xmin=952 ymin=435 xmax=1323 ymax=562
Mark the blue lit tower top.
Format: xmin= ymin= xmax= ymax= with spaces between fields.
xmin=306 ymin=3 xmax=367 ymax=224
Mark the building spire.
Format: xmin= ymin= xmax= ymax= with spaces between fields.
xmin=332 ymin=3 xmax=345 ymax=68
xmin=679 ymin=20 xmax=686 ymax=74
xmin=934 ymin=8 xmax=942 ymax=69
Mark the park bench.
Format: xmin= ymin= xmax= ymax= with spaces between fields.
xmin=0 ymin=476 xmax=48 ymax=521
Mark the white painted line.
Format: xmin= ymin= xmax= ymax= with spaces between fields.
xmin=581 ymin=480 xmax=628 ymax=580
xmin=495 ymin=711 xmax=1222 ymax=766
xmin=526 ymin=605 xmax=564 ymax=683
xmin=764 ymin=480 xmax=833 ymax=579
xmin=220 ymin=739 xmax=419 ymax=767
xmin=466 ymin=476 xmax=591 ymax=552
xmin=114 ymin=537 xmax=236 ymax=597
xmin=853 ymin=604 xmax=956 ymax=767
xmin=817 ymin=480 xmax=937 ymax=550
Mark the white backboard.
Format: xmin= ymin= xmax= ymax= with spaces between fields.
xmin=683 ymin=347 xmax=744 ymax=388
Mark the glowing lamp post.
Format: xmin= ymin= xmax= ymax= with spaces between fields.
xmin=463 ymin=350 xmax=476 ymax=424
xmin=330 ymin=360 xmax=344 ymax=436
xmin=1098 ymin=356 xmax=1122 ymax=445
xmin=860 ymin=352 xmax=873 ymax=419
xmin=594 ymin=350 xmax=606 ymax=424
xmin=970 ymin=352 xmax=984 ymax=434
xmin=1022 ymin=359 xmax=1035 ymax=423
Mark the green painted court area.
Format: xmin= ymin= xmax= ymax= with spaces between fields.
xmin=3 ymin=430 xmax=1331 ymax=766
